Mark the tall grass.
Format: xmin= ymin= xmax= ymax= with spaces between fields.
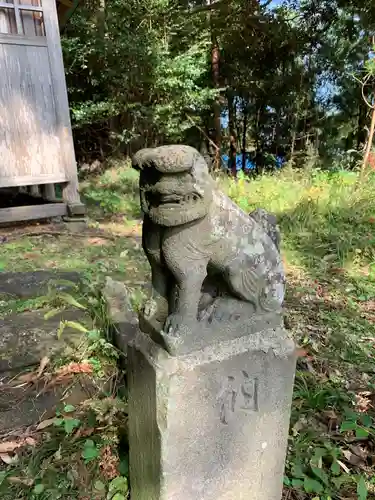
xmin=81 ymin=159 xmax=375 ymax=273
xmin=80 ymin=159 xmax=140 ymax=218
xmin=219 ymin=168 xmax=375 ymax=273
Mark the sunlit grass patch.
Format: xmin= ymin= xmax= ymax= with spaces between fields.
xmin=80 ymin=159 xmax=140 ymax=219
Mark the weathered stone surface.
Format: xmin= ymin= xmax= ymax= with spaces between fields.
xmin=128 ymin=145 xmax=295 ymax=499
xmin=102 ymin=276 xmax=139 ymax=353
xmin=249 ymin=208 xmax=281 ymax=251
xmin=61 ymin=219 xmax=88 ymax=232
xmin=67 ymin=202 xmax=87 ymax=217
xmin=0 ymin=270 xmax=81 ymax=299
xmin=0 ymin=309 xmax=88 ymax=373
xmin=128 ymin=328 xmax=296 ymax=500
xmin=132 ymin=145 xmax=285 ymax=356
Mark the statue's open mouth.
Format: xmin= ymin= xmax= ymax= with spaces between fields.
xmin=145 ymin=192 xmax=201 ymax=209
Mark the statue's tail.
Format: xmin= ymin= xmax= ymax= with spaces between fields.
xmin=249 ymin=208 xmax=281 ymax=251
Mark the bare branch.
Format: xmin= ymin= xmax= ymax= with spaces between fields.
xmin=261 ymin=0 xmax=274 ymax=8
xmin=189 ymin=0 xmax=227 ymax=15
xmin=351 ymin=73 xmax=375 ymax=109
xmin=188 ymin=0 xmax=268 ymax=21
xmin=186 ymin=114 xmax=219 ymax=151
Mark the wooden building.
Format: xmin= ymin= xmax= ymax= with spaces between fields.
xmin=0 ymin=0 xmax=85 ymax=223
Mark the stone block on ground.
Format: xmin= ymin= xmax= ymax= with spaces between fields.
xmin=61 ymin=219 xmax=88 ymax=232
xmin=0 ymin=309 xmax=88 ymax=373
xmin=128 ymin=327 xmax=296 ymax=500
xmin=102 ymin=276 xmax=138 ymax=354
xmin=0 ymin=270 xmax=82 ymax=300
xmin=0 ymin=308 xmax=100 ymax=433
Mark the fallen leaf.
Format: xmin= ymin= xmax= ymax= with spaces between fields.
xmin=25 ymin=437 xmax=37 ymax=447
xmin=38 ymin=362 xmax=93 ymax=395
xmin=337 ymin=459 xmax=351 ymax=474
xmin=86 ymin=237 xmax=110 ymax=246
xmin=36 ymin=418 xmax=56 ymax=431
xmin=355 ymin=392 xmax=373 ymax=413
xmin=0 ymin=453 xmax=18 ymax=464
xmin=55 ymin=362 xmax=93 ymax=377
xmin=296 ymin=347 xmax=308 ymax=358
xmin=37 ymin=374 xmax=74 ymax=395
xmin=8 ymin=476 xmax=33 ymax=486
xmin=45 ymin=261 xmax=58 ymax=268
xmin=74 ymin=427 xmax=95 ymax=439
xmin=13 ymin=371 xmax=37 ymax=385
xmin=99 ymin=445 xmax=119 ymax=480
xmin=322 ymin=410 xmax=339 ymax=431
xmin=36 ymin=356 xmax=50 ymax=379
xmin=23 ymin=253 xmax=40 ymax=259
xmin=0 ymin=441 xmax=23 ymax=453
xmin=0 ymin=437 xmax=36 ymax=454
xmin=343 ymin=449 xmax=365 ymax=466
xmin=349 ymin=445 xmax=368 ymax=461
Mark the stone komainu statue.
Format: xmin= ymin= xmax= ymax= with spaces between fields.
xmin=132 ymin=145 xmax=285 ymax=355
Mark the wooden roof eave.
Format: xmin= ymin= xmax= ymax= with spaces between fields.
xmin=56 ymin=0 xmax=80 ymax=30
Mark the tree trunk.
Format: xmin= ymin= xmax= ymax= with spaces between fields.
xmin=95 ymin=0 xmax=106 ymax=39
xmin=357 ymin=101 xmax=367 ymax=149
xmin=242 ymin=105 xmax=248 ymax=172
xmin=228 ymin=90 xmax=236 ymax=139
xmin=228 ymin=91 xmax=237 ymax=177
xmin=290 ymin=127 xmax=297 ymax=165
xmin=211 ymin=37 xmax=221 ymax=169
xmin=210 ymin=0 xmax=221 ymax=170
xmin=254 ymin=104 xmax=262 ymax=173
xmin=361 ymin=102 xmax=375 ymax=179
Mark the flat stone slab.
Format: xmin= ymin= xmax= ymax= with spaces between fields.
xmin=102 ymin=276 xmax=139 ymax=354
xmin=0 ymin=270 xmax=82 ymax=299
xmin=0 ymin=309 xmax=88 ymax=373
xmin=0 ymin=308 xmax=94 ymax=432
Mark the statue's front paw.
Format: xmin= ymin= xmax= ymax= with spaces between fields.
xmin=144 ymin=298 xmax=158 ymax=318
xmin=140 ymin=298 xmax=168 ymax=333
xmin=197 ymin=303 xmax=215 ymax=322
xmin=163 ymin=313 xmax=194 ymax=337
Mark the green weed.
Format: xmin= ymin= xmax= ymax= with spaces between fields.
xmin=80 ymin=162 xmax=140 ymax=219
xmin=0 ymin=282 xmax=128 ymax=500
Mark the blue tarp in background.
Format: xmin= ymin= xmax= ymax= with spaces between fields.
xmin=221 ymin=154 xmax=285 ymax=171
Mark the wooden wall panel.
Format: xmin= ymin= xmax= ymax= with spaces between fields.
xmin=0 ymin=42 xmax=66 ymax=188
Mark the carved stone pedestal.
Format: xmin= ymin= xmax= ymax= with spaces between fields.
xmin=127 ymin=326 xmax=296 ymax=500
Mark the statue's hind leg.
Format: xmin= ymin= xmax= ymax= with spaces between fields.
xmin=198 ymin=296 xmax=256 ymax=323
xmin=225 ymin=260 xmax=284 ymax=315
xmin=224 ymin=262 xmax=262 ymax=308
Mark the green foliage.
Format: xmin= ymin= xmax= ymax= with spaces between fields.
xmin=62 ymin=0 xmax=217 ymax=158
xmin=107 ymin=476 xmax=128 ymax=499
xmin=340 ymin=412 xmax=374 ymax=439
xmin=61 ymin=0 xmax=375 ymax=166
xmin=84 ymin=188 xmax=125 ymax=215
xmin=223 ymin=168 xmax=375 ymax=272
xmin=80 ymin=162 xmax=140 ymax=217
xmin=81 ymin=439 xmax=100 ymax=463
xmin=54 ymin=416 xmax=82 ymax=436
xmin=0 ymin=280 xmax=128 ymax=500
